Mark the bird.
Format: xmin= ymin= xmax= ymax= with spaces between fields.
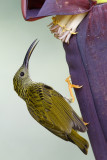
xmin=13 ymin=39 xmax=89 ymax=155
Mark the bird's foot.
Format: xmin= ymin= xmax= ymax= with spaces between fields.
xmin=65 ymin=76 xmax=83 ymax=103
xmin=80 ymin=118 xmax=89 ymax=126
xmin=83 ymin=121 xmax=89 ymax=126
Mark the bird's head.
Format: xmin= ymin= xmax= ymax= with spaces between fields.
xmin=13 ymin=39 xmax=39 ymax=97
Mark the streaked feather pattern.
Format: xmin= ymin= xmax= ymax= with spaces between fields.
xmin=26 ymin=83 xmax=87 ymax=134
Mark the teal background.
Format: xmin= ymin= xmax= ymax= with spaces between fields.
xmin=0 ymin=0 xmax=94 ymax=159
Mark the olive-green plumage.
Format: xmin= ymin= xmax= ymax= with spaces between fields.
xmin=13 ymin=40 xmax=89 ymax=154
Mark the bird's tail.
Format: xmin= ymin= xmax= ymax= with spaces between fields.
xmin=68 ymin=129 xmax=89 ymax=155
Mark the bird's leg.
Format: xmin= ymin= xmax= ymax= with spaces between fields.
xmin=65 ymin=76 xmax=83 ymax=103
xmin=66 ymin=76 xmax=89 ymax=125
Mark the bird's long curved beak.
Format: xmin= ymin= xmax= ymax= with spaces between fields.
xmin=23 ymin=39 xmax=39 ymax=68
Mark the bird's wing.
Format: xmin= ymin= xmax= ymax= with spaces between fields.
xmin=27 ymin=83 xmax=87 ymax=135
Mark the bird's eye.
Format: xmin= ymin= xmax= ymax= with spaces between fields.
xmin=20 ymin=72 xmax=24 ymax=77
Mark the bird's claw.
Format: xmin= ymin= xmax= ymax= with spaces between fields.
xmin=65 ymin=76 xmax=83 ymax=103
xmin=83 ymin=121 xmax=89 ymax=126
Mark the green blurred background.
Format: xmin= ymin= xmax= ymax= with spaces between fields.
xmin=0 ymin=0 xmax=94 ymax=159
